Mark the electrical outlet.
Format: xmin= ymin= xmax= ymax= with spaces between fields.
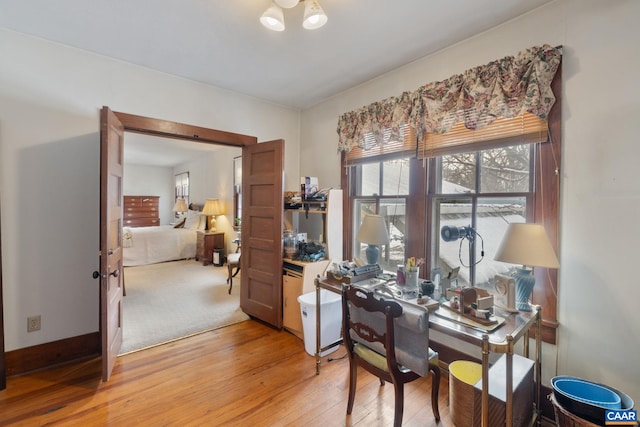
xmin=27 ymin=315 xmax=41 ymax=332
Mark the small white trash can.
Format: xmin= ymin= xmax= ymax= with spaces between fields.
xmin=298 ymin=290 xmax=342 ymax=356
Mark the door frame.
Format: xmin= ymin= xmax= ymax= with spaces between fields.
xmin=106 ymin=110 xmax=259 ymax=378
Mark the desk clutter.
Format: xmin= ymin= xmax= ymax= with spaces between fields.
xmin=326 ymin=261 xmax=525 ymax=332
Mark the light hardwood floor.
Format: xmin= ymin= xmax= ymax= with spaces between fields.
xmin=0 ymin=320 xmax=456 ymax=426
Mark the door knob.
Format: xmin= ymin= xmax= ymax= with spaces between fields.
xmin=92 ymin=271 xmax=100 ymax=279
xmin=110 ymin=269 xmax=120 ymax=278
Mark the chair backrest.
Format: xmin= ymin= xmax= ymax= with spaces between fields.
xmin=342 ymin=286 xmax=404 ymax=367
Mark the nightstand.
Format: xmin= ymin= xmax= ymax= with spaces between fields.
xmin=196 ymin=231 xmax=224 ymax=266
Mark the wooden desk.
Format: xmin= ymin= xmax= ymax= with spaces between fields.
xmin=314 ymin=277 xmax=541 ymax=427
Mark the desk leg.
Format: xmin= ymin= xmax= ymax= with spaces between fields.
xmin=506 ymin=337 xmax=515 ymax=427
xmin=481 ymin=334 xmax=489 ymax=427
xmin=315 ymin=278 xmax=321 ymax=375
xmin=535 ymin=306 xmax=542 ymax=426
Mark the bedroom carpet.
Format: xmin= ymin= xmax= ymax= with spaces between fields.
xmin=120 ymin=259 xmax=249 ymax=354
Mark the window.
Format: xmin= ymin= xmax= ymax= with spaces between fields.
xmin=233 ymin=156 xmax=242 ymax=228
xmin=431 ymin=145 xmax=533 ymax=293
xmin=344 ymin=137 xmax=560 ymax=344
xmin=351 ymin=158 xmax=410 ymax=271
xmin=175 ymin=172 xmax=189 ymax=214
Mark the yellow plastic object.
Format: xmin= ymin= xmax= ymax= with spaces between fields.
xmin=450 ymin=360 xmax=482 ymax=384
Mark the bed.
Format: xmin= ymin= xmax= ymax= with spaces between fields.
xmin=123 ymin=206 xmax=204 ymax=267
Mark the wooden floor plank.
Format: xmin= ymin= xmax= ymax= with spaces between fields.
xmin=0 ymin=320 xmax=453 ymax=426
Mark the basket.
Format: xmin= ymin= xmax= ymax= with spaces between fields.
xmin=549 ymin=393 xmax=599 ymax=427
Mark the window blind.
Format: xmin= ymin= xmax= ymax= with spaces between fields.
xmin=418 ymin=112 xmax=548 ymax=158
xmin=345 ymin=124 xmax=416 ymax=164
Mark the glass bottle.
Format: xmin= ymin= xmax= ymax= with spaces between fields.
xmin=283 ymin=230 xmax=297 ymax=259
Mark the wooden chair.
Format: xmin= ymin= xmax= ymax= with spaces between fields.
xmin=226 ymin=237 xmax=241 ymax=294
xmin=341 ymin=286 xmax=440 ymax=427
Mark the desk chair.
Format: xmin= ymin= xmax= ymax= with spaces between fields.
xmin=341 ymin=286 xmax=440 ymax=427
xmin=226 ymin=238 xmax=241 ymax=294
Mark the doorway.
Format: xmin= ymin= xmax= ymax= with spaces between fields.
xmin=101 ymin=108 xmax=284 ymax=381
xmin=120 ymin=133 xmax=243 ymax=354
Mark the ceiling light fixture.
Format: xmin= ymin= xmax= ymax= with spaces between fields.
xmin=260 ymin=0 xmax=327 ymax=32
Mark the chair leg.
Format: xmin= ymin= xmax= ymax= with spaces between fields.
xmin=393 ymin=381 xmax=405 ymax=427
xmin=346 ymin=360 xmax=358 ymax=415
xmin=227 ymin=264 xmax=240 ymax=294
xmin=430 ymin=364 xmax=441 ymax=422
xmin=227 ymin=264 xmax=233 ymax=294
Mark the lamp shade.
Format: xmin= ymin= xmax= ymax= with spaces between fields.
xmin=356 ymin=214 xmax=389 ymax=245
xmin=260 ymin=2 xmax=285 ymax=31
xmin=303 ymin=0 xmax=328 ymax=29
xmin=494 ymin=223 xmax=559 ymax=268
xmin=202 ymin=198 xmax=224 ymax=216
xmin=172 ymin=198 xmax=188 ymax=213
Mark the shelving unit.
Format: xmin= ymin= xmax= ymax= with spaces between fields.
xmin=283 ymin=188 xmax=342 ymax=261
xmin=282 ymin=188 xmax=342 ymax=339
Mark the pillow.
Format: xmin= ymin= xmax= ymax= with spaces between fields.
xmin=173 ymin=218 xmax=186 ymax=228
xmin=197 ymin=215 xmax=207 ymax=230
xmin=184 ymin=209 xmax=201 ymax=230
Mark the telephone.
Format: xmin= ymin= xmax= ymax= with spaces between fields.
xmin=494 ymin=274 xmax=518 ymax=312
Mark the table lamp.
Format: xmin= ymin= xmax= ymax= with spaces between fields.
xmin=172 ymin=198 xmax=188 ymax=219
xmin=494 ymin=223 xmax=559 ymax=311
xmin=356 ymin=214 xmax=389 ymax=265
xmin=202 ymin=198 xmax=224 ymax=232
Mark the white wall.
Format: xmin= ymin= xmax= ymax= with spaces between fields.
xmin=175 ymin=146 xmax=242 ymax=255
xmin=301 ymin=0 xmax=640 ymax=402
xmin=123 ymin=164 xmax=174 ymax=224
xmin=0 ymin=29 xmax=300 ymax=351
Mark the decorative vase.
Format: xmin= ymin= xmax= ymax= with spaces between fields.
xmin=420 ymin=280 xmax=435 ymax=297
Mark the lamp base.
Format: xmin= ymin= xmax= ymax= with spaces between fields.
xmin=513 ymin=267 xmax=535 ymax=311
xmin=365 ymin=244 xmax=379 ymax=265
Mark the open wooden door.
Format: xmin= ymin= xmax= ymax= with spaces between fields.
xmin=0 ymin=200 xmax=5 ymax=390
xmin=240 ymin=140 xmax=284 ymax=328
xmin=99 ymin=107 xmax=125 ymax=381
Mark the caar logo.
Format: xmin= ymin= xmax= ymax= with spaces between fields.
xmin=605 ymin=409 xmax=637 ymax=425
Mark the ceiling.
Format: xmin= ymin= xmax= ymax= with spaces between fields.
xmin=123 ymin=133 xmax=235 ymax=167
xmin=1 ymin=0 xmax=553 ymax=166
xmin=1 ymin=0 xmax=552 ymax=110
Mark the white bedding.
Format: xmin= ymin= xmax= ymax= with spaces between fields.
xmin=123 ymin=225 xmax=197 ymax=267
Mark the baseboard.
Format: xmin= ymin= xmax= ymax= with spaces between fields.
xmin=5 ymin=332 xmax=100 ymax=376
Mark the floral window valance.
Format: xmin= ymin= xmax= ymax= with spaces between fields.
xmin=337 ymin=44 xmax=562 ymax=153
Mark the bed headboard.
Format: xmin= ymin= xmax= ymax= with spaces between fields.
xmin=189 ymin=203 xmax=203 ymax=211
